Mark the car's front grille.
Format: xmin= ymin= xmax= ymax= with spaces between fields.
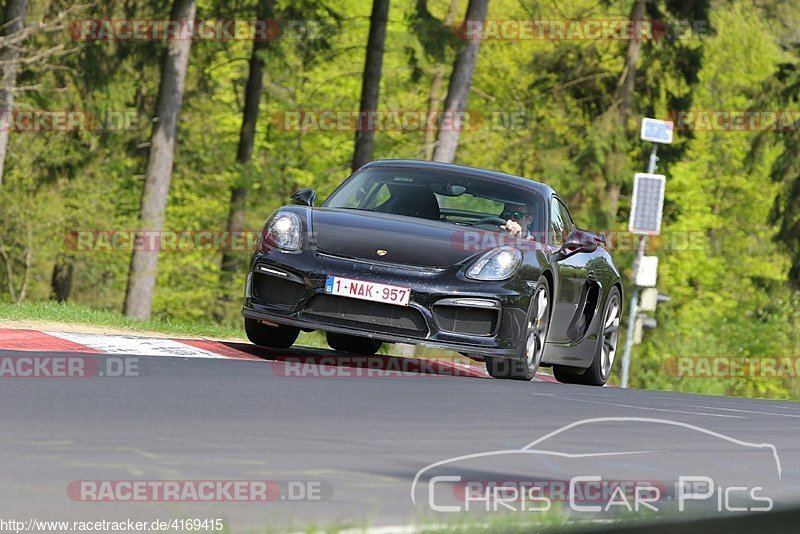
xmin=252 ymin=273 xmax=306 ymax=306
xmin=432 ymin=305 xmax=498 ymax=336
xmin=303 ymin=295 xmax=428 ymax=336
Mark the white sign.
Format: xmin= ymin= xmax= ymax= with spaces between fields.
xmin=640 ymin=117 xmax=674 ymax=144
xmin=639 ymin=287 xmax=659 ymax=312
xmin=634 ymin=256 xmax=659 ymax=288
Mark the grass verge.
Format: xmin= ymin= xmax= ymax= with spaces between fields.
xmin=0 ymin=300 xmax=247 ymax=340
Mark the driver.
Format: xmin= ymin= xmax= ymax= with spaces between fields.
xmin=500 ymin=203 xmax=535 ymax=239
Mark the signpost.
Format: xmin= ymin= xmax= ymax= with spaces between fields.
xmin=620 ymin=118 xmax=673 ymax=389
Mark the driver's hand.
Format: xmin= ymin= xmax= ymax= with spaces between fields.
xmin=502 ymin=219 xmax=523 ymax=237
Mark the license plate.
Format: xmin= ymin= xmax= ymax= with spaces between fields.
xmin=325 ymin=275 xmax=411 ymax=306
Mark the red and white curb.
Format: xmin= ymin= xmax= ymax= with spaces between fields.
xmin=0 ymin=328 xmax=558 ymax=382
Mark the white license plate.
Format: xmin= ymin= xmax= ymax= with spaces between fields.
xmin=325 ymin=275 xmax=411 ymax=306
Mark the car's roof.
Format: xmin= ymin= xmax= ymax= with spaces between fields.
xmin=361 ymin=159 xmax=557 ymax=198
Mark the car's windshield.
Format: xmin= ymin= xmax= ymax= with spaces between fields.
xmin=324 ymin=167 xmax=544 ymax=233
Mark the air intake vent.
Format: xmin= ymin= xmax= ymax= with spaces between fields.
xmin=252 ymin=272 xmax=305 ymax=306
xmin=304 ymin=295 xmax=428 ymax=336
xmin=432 ymin=305 xmax=498 ymax=336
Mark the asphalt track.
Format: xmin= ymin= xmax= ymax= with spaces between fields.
xmin=1 ymin=341 xmax=800 ymax=532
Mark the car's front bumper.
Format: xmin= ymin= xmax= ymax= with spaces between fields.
xmin=241 ymin=248 xmax=536 ymax=358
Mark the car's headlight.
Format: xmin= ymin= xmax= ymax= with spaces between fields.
xmin=466 ymin=246 xmax=522 ymax=280
xmin=265 ymin=212 xmax=302 ymax=251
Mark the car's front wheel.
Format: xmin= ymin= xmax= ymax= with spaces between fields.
xmin=485 ymin=275 xmax=551 ymax=381
xmin=554 ymin=286 xmax=621 ymax=386
xmin=326 ymin=332 xmax=383 ymax=356
xmin=244 ymin=318 xmax=299 ymax=349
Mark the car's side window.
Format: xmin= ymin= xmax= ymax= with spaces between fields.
xmin=550 ymin=197 xmax=566 ymax=247
xmin=556 ymin=199 xmax=575 ymax=235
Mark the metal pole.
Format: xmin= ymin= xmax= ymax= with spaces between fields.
xmin=646 ymin=144 xmax=658 ymax=175
xmin=620 ymin=236 xmax=645 ymax=388
xmin=620 ymin=144 xmax=658 ymax=388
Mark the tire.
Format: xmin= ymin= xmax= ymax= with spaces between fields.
xmin=554 ymin=286 xmax=621 ymax=386
xmin=485 ymin=275 xmax=552 ymax=381
xmin=326 ymin=332 xmax=383 ymax=356
xmin=244 ymin=318 xmax=299 ymax=349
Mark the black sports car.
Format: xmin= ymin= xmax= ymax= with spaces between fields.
xmin=242 ymin=160 xmax=623 ymax=385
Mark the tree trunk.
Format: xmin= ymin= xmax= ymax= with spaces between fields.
xmin=124 ymin=0 xmax=196 ymax=320
xmin=0 ymin=0 xmax=27 ymax=188
xmin=604 ymin=0 xmax=645 ymax=224
xmin=614 ymin=0 xmax=646 ymax=124
xmin=433 ymin=0 xmax=489 ymax=164
xmin=423 ymin=0 xmax=459 ymax=161
xmin=351 ymin=0 xmax=390 ymax=171
xmin=219 ymin=0 xmax=274 ymax=278
xmin=50 ymin=261 xmax=73 ymax=302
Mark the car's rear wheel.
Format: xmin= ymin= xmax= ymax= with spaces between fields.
xmin=553 ymin=286 xmax=621 ymax=386
xmin=485 ymin=275 xmax=551 ymax=381
xmin=244 ymin=318 xmax=299 ymax=349
xmin=326 ymin=332 xmax=383 ymax=356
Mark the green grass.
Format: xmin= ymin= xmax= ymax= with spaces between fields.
xmin=284 ymin=505 xmax=579 ymax=534
xmin=0 ymin=300 xmax=248 ymax=339
xmin=0 ymin=300 xmax=333 ymax=348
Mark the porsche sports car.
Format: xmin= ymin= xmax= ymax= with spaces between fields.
xmin=242 ymin=160 xmax=623 ymax=385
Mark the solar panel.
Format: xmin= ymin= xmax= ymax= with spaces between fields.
xmin=629 ymin=173 xmax=666 ymax=235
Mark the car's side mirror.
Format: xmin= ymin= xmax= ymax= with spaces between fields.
xmin=557 ymin=229 xmax=597 ymax=260
xmin=291 ymin=188 xmax=316 ymax=207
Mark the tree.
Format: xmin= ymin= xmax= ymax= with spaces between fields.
xmin=410 ymin=0 xmax=460 ymax=160
xmin=432 ymin=0 xmax=489 ymax=163
xmin=767 ymin=55 xmax=800 ymax=290
xmin=124 ymin=0 xmax=197 ymax=319
xmin=602 ymin=0 xmax=646 ymax=222
xmin=614 ymin=0 xmax=645 ymax=124
xmin=770 ymin=143 xmax=800 ymax=289
xmin=217 ymin=0 xmax=275 ymax=315
xmin=0 ymin=0 xmax=27 ymax=187
xmin=351 ymin=0 xmax=390 ymax=171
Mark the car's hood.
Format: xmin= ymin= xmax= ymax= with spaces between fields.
xmin=311 ymin=208 xmax=481 ymax=268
